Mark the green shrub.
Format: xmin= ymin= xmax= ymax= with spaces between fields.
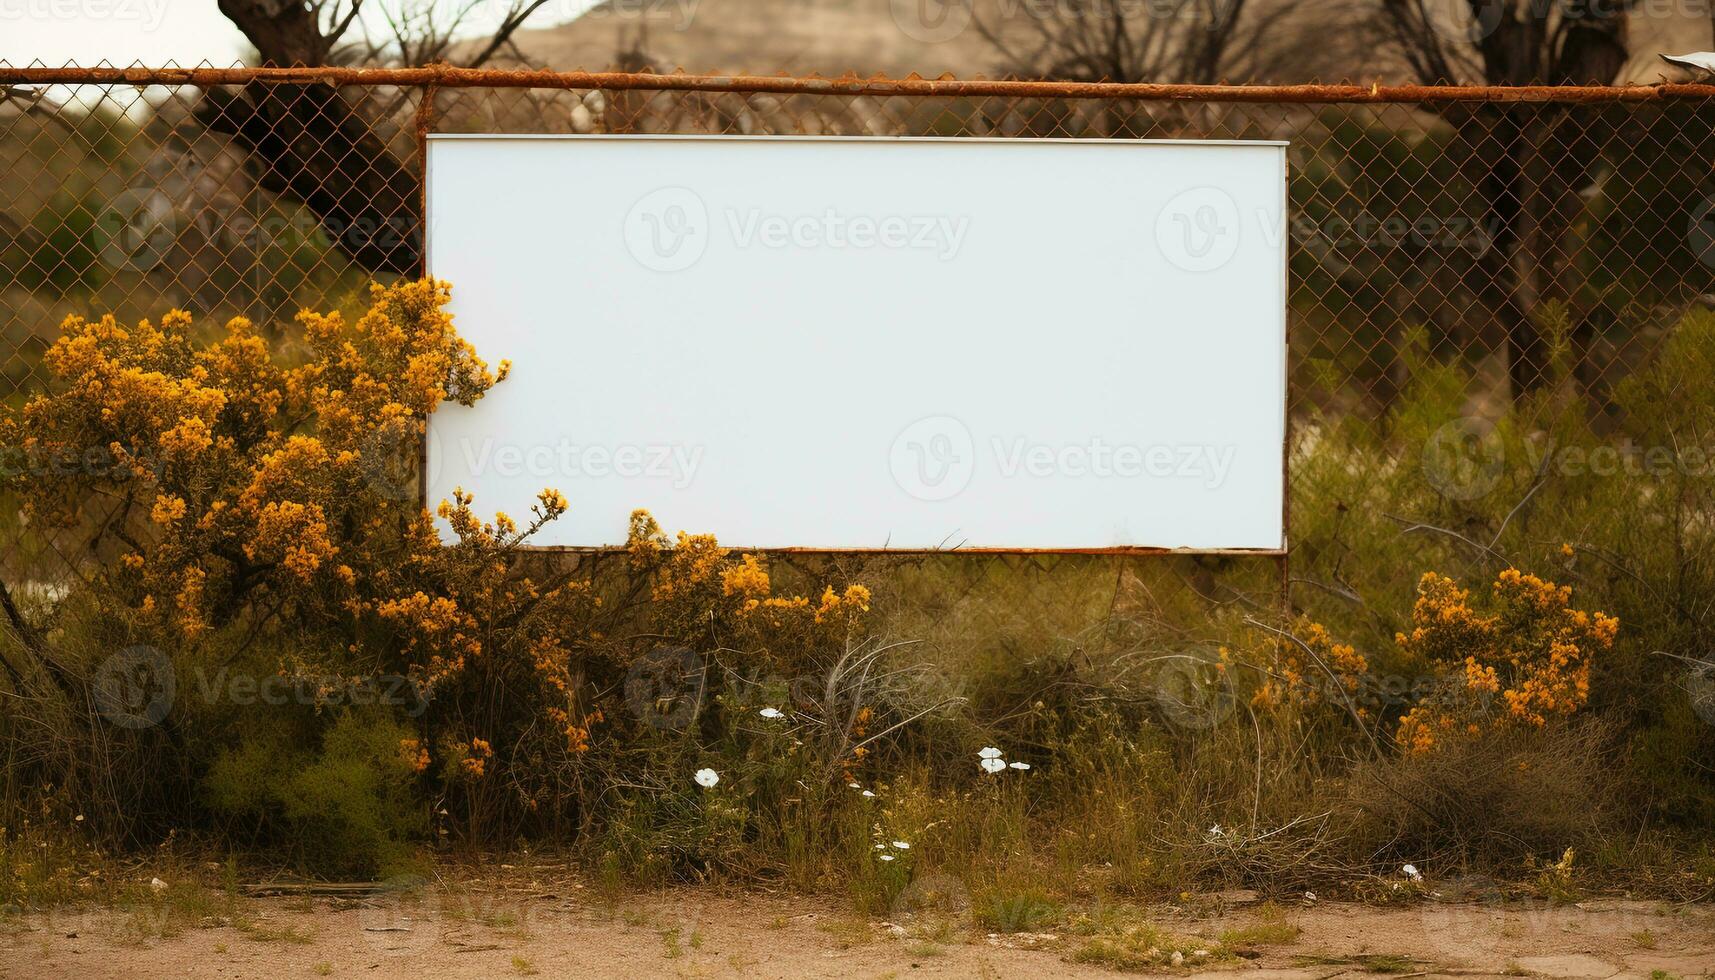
xmin=205 ymin=709 xmax=423 ymax=877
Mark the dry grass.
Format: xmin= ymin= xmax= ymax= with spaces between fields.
xmin=1348 ymin=721 xmax=1623 ymax=869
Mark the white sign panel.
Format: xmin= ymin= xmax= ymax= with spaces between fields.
xmin=425 ymin=135 xmax=1286 ymax=551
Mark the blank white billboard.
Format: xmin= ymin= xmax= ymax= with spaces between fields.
xmin=425 ymin=135 xmax=1286 ymax=552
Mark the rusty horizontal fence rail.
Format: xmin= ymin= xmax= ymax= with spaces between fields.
xmin=8 ymin=64 xmax=1715 ymax=104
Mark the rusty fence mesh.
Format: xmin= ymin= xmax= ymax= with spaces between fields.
xmin=4 ymin=66 xmax=1714 ymax=632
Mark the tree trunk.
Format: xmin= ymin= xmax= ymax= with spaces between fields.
xmin=1451 ymin=106 xmax=1549 ymax=402
xmin=197 ymin=83 xmax=422 ymax=276
xmin=1388 ymin=2 xmax=1630 ymax=404
xmin=202 ymin=0 xmax=422 ymax=276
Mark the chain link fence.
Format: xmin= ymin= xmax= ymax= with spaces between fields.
xmin=4 ymin=66 xmax=1714 ymax=628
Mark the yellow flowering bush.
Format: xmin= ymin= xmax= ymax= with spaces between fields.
xmin=624 ymin=509 xmax=871 ymax=665
xmin=0 ymin=281 xmax=883 ymax=854
xmin=1231 ymin=567 xmax=1617 ymax=760
xmin=1248 ymin=617 xmax=1372 ymax=715
xmin=0 ymin=283 xmax=577 ymax=836
xmin=5 ymin=280 xmax=509 ymax=650
xmin=1394 ymin=569 xmax=1617 ymax=753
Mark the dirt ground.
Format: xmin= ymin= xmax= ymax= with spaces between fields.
xmin=2 ymin=874 xmax=1712 ymax=980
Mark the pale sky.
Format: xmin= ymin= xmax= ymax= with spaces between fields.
xmin=0 ymin=1 xmax=594 ymax=68
xmin=2 ymin=0 xmax=249 ymax=66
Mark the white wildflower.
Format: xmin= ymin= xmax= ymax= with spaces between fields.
xmin=980 ymin=757 xmax=1007 ymax=774
xmin=978 ymin=747 xmax=1004 ymax=760
xmin=1402 ymin=863 xmax=1422 ymax=882
xmin=694 ymin=768 xmax=719 ymax=788
xmin=759 ymin=707 xmax=784 ymax=719
xmin=862 ymin=790 xmax=876 ymax=797
xmin=891 ymin=841 xmax=910 ymax=849
xmin=1008 ymin=762 xmax=1030 ymax=771
xmin=879 ymin=854 xmax=896 ymax=862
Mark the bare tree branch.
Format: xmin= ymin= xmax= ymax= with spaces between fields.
xmin=468 ymin=0 xmax=556 ymax=69
xmin=981 ymin=0 xmax=1352 ymax=84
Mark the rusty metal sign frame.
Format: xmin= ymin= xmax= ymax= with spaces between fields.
xmin=418 ymin=130 xmax=1291 ymax=559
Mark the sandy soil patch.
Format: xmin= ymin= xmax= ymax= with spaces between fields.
xmin=3 ymin=876 xmax=1712 ymax=979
